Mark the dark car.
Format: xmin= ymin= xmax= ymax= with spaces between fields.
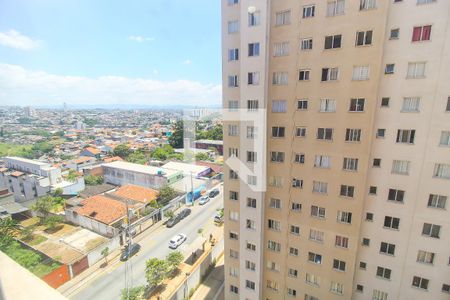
xmin=209 ymin=188 xmax=220 ymax=198
xmin=178 ymin=208 xmax=191 ymax=219
xmin=120 ymin=243 xmax=141 ymax=261
xmin=166 ymin=214 xmax=181 ymax=228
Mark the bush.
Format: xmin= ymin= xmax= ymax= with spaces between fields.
xmin=85 ymin=175 xmax=104 ymax=185
xmin=121 ymin=286 xmax=145 ymax=300
xmin=166 ymin=251 xmax=184 ymax=272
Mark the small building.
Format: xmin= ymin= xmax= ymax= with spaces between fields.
xmin=194 ymin=139 xmax=223 ymax=155
xmin=80 ymin=147 xmax=101 ymax=157
xmin=63 ymin=156 xmax=97 ymax=171
xmin=0 ymin=189 xmax=28 ymax=219
xmin=113 ymin=184 xmax=158 ymax=205
xmin=162 ymin=161 xmax=212 ymax=178
xmin=102 ymin=161 xmax=182 ymax=189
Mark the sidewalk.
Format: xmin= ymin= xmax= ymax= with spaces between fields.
xmin=190 ymin=254 xmax=224 ymax=300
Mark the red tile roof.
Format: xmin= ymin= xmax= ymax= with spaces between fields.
xmin=75 ymin=195 xmax=126 ymax=225
xmin=10 ymin=171 xmax=24 ymax=177
xmin=113 ymin=184 xmax=158 ymax=204
xmin=83 ymin=147 xmax=101 ymax=155
xmin=73 ymin=156 xmax=94 ymax=164
xmin=103 ymin=156 xmax=123 ymax=163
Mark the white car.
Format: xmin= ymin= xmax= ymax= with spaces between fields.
xmin=198 ymin=196 xmax=210 ymax=205
xmin=168 ymin=234 xmax=187 ymax=249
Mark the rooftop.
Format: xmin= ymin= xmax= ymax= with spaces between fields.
xmin=162 ymin=161 xmax=210 ymax=176
xmin=75 ymin=195 xmax=127 ymax=225
xmin=113 ymin=184 xmax=158 ymax=204
xmin=194 ymin=140 xmax=223 ymax=145
xmin=103 ymin=161 xmax=180 ymax=177
xmin=4 ymin=156 xmax=50 ymax=167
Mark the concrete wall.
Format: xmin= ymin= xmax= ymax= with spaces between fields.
xmin=65 ymin=210 xmax=120 ymax=238
xmin=103 ymin=166 xmax=169 ymax=189
xmin=87 ymin=235 xmax=121 ymax=266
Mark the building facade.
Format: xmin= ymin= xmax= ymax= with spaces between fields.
xmin=222 ymin=1 xmax=450 ymax=300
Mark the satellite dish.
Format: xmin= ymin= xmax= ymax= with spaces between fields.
xmin=248 ymin=6 xmax=256 ymax=14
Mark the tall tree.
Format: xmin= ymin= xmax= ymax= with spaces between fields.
xmin=0 ymin=218 xmax=18 ymax=249
xmin=113 ymin=144 xmax=131 ymax=159
xmin=168 ymin=120 xmax=184 ymax=148
xmin=145 ymin=258 xmax=168 ymax=288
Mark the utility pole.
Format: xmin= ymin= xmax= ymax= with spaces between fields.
xmin=124 ymin=199 xmax=133 ymax=299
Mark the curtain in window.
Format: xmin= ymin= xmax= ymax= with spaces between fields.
xmin=412 ymin=27 xmax=422 ymax=42
xmin=422 ymin=25 xmax=432 ymax=40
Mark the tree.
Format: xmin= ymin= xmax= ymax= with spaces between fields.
xmin=0 ymin=218 xmax=18 ymax=249
xmin=85 ymin=175 xmax=104 ymax=185
xmin=127 ymin=151 xmax=147 ymax=165
xmin=145 ymin=258 xmax=169 ymax=288
xmin=157 ymin=185 xmax=177 ymax=205
xmin=43 ymin=215 xmax=64 ymax=231
xmin=67 ymin=169 xmax=78 ymax=182
xmin=168 ymin=120 xmax=184 ymax=148
xmin=195 ymin=152 xmax=212 ymax=162
xmin=32 ymin=195 xmax=54 ymax=218
xmin=53 ymin=188 xmax=63 ymax=197
xmin=113 ymin=144 xmax=131 ymax=159
xmin=101 ymin=247 xmax=109 ymax=265
xmin=166 ymin=251 xmax=184 ymax=273
xmin=121 ymin=285 xmax=145 ymax=300
xmin=164 ymin=210 xmax=174 ymax=219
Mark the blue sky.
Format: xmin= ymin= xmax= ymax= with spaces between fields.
xmin=0 ymin=0 xmax=222 ymax=106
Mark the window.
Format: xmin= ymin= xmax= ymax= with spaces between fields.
xmin=274 ymin=42 xmax=289 ymax=57
xmin=299 ymin=69 xmax=310 ymax=81
xmin=385 ymin=64 xmax=395 ymax=74
xmin=311 ymin=205 xmax=326 ymax=218
xmin=309 ymin=229 xmax=324 ymax=243
xmin=292 ymin=178 xmax=303 ymax=188
xmin=230 ymin=190 xmax=238 ymax=201
xmin=340 ymin=185 xmax=355 ymax=197
xmin=319 ymin=99 xmax=336 ymax=112
xmin=287 ymin=288 xmax=297 ymax=297
xmin=272 ymin=100 xmax=287 ymax=113
xmin=247 ymin=72 xmax=260 ymax=85
xmin=333 ymin=259 xmax=346 ymax=271
xmin=360 ymin=0 xmax=377 ymax=10
xmin=422 ymin=223 xmax=441 ymax=238
xmin=417 ymin=0 xmax=436 ymax=3
xmin=247 ymin=99 xmax=259 ymax=110
xmin=390 ymin=28 xmax=400 ymax=39
xmin=291 ymin=202 xmax=302 ymax=212
xmin=327 ymin=0 xmax=345 ymax=17
xmin=346 ymin=128 xmax=362 ymax=142
xmin=305 ymin=273 xmax=320 ymax=286
xmin=352 ymin=66 xmax=370 ymax=80
xmin=272 ymin=72 xmax=288 ymax=85
xmin=269 ymin=197 xmax=281 ymax=209
xmin=442 ymin=284 xmax=450 ymax=293
xmin=407 ymin=62 xmax=426 ymax=78
xmin=335 ymin=235 xmax=349 ymax=248
xmin=428 ymin=194 xmax=447 ymax=209
xmin=229 ymin=169 xmax=238 ymax=180
xmin=245 ymin=260 xmax=256 ymax=271
xmin=227 ymin=20 xmax=239 ymax=33
xmin=396 ymin=129 xmax=415 ymax=144
xmin=313 ymin=181 xmax=328 ymax=193
xmin=229 ymin=211 xmax=238 ymax=221
xmin=229 ymin=231 xmax=239 ymax=240
xmin=402 ymin=97 xmax=420 ymax=112
xmin=246 ymin=126 xmax=257 ymax=139
xmin=269 ymin=176 xmax=284 ymax=188
xmin=321 ymin=67 xmax=339 ymax=81
xmin=228 ymin=48 xmax=239 ymax=61
xmin=227 ymin=0 xmax=238 ymax=5
xmin=317 ymin=128 xmax=333 ymax=140
xmin=270 ymin=151 xmax=285 ymax=163
xmin=366 ymin=212 xmax=374 ymax=221
xmin=246 ymin=241 xmax=256 ymax=251
xmin=373 ymin=158 xmax=381 ymax=167
xmin=356 ymin=284 xmax=364 ymax=292
xmin=303 ymin=5 xmax=315 ymax=18
xmin=314 ymin=155 xmax=330 ymax=168
xmin=294 ymin=153 xmax=305 ymax=164
xmin=245 ymin=280 xmax=255 ymax=290
xmin=381 ymin=97 xmax=390 ymax=107
xmin=305 ymin=294 xmax=319 ymax=300
xmin=324 ymin=34 xmax=342 ymax=49
xmin=268 ymin=219 xmax=281 ymax=231
xmin=267 ymin=260 xmax=280 ymax=272
xmin=308 ymin=252 xmax=322 ymax=264
xmin=290 ymin=225 xmax=300 ymax=235
xmin=384 ymin=216 xmax=400 ymax=229
xmin=417 ymin=250 xmax=435 ymax=264
xmin=228 ymin=148 xmax=238 ymax=158
xmin=440 ymin=131 xmax=450 ymax=146
xmin=349 ymin=98 xmax=365 ymax=112
xmin=376 ymin=266 xmax=392 ymax=280
xmin=359 ymin=261 xmax=367 ymax=269
xmin=337 ymin=211 xmax=352 ymax=224
xmin=376 ymin=128 xmax=385 ymax=138
xmin=412 ymin=276 xmax=429 ymax=290
xmin=248 ymin=43 xmax=260 ymax=56
xmin=229 ymin=267 xmax=238 ymax=277
xmin=230 ymin=285 xmax=239 ymax=294
xmin=228 ymin=100 xmax=239 ymax=110
xmin=246 ymin=151 xmax=257 ymax=163
xmin=296 ymin=127 xmax=307 ymax=137
xmin=447 ymin=97 xmax=450 ymax=111
xmin=228 ymin=75 xmax=239 ymax=87
xmin=380 ymin=242 xmax=396 ymax=255
xmin=372 ymin=290 xmax=388 ymax=300
xmin=392 ymin=160 xmax=410 ymax=175
xmin=272 ymin=126 xmax=285 ymax=138
xmin=412 ymin=25 xmax=432 ymax=42
xmin=297 ymin=99 xmax=308 ymax=110
xmin=356 ymin=30 xmax=373 ymax=46
xmin=343 ymin=157 xmax=358 ymax=171
xmin=248 ymin=11 xmax=260 ymax=27
xmin=288 ymin=268 xmax=298 ymax=278
xmin=268 ymin=240 xmax=281 ymax=252
xmin=301 ymin=38 xmax=313 ymax=50
xmin=275 ymin=10 xmax=291 ymax=26
xmin=434 ymin=163 xmax=450 ymax=179
xmin=266 ymin=280 xmax=279 ymax=291
xmin=289 ymin=247 xmax=299 ymax=256
xmin=388 ymin=188 xmax=405 ymax=202
xmin=247 ymin=197 xmax=256 ymax=208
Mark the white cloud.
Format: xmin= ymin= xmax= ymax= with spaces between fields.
xmin=0 ymin=63 xmax=221 ymax=107
xmin=128 ymin=35 xmax=155 ymax=43
xmin=0 ymin=30 xmax=41 ymax=50
xmin=182 ymin=59 xmax=193 ymax=65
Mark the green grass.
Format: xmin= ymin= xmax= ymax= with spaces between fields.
xmin=24 ymin=234 xmax=48 ymax=246
xmin=0 ymin=143 xmax=33 ymax=158
xmin=29 ymin=261 xmax=61 ymax=277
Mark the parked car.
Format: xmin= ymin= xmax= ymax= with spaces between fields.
xmin=166 ymin=214 xmax=181 ymax=228
xmin=198 ymin=196 xmax=210 ymax=205
xmin=208 ymin=188 xmax=220 ymax=198
xmin=168 ymin=234 xmax=187 ymax=249
xmin=178 ymin=208 xmax=191 ymax=219
xmin=214 ymin=214 xmax=224 ymax=225
xmin=120 ymin=243 xmax=141 ymax=261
